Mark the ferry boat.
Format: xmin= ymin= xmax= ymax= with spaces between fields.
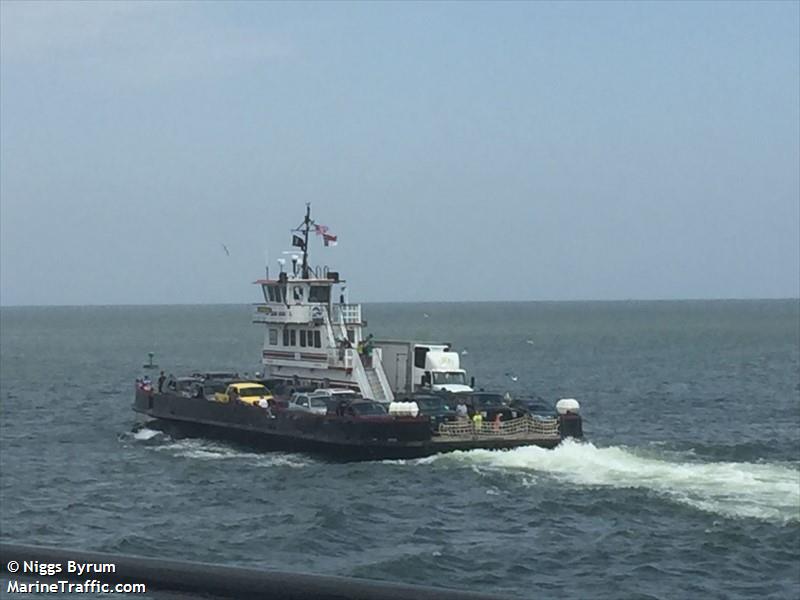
xmin=133 ymin=206 xmax=583 ymax=459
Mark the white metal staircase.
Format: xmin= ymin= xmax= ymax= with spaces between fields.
xmin=365 ymin=368 xmax=387 ymax=401
xmin=330 ymin=304 xmax=394 ymax=402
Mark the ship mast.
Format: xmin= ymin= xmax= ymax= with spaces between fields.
xmin=301 ymin=203 xmax=311 ymax=279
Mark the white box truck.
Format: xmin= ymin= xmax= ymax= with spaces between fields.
xmin=374 ymin=340 xmax=473 ymax=395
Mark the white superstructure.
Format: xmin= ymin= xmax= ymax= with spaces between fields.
xmin=252 ymin=206 xmax=394 ymax=401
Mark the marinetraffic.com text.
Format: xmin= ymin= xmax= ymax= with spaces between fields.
xmin=5 ymin=560 xmax=146 ymax=594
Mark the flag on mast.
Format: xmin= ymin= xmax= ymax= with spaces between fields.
xmin=314 ymin=224 xmax=338 ymax=247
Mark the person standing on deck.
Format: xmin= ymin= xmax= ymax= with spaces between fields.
xmin=456 ymin=399 xmax=468 ymax=421
xmin=363 ymin=334 xmax=375 ymax=368
xmin=493 ymin=412 xmax=503 ymax=432
xmin=157 ymin=371 xmax=166 ymax=393
xmin=472 ymin=411 xmax=483 ymax=433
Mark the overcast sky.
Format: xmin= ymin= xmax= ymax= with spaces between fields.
xmin=1 ymin=1 xmax=798 ymax=306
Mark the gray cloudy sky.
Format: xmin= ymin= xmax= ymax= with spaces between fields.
xmin=1 ymin=1 xmax=798 ymax=306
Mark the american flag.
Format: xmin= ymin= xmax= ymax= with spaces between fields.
xmin=314 ymin=224 xmax=338 ymax=247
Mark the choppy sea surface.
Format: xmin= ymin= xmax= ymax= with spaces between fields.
xmin=1 ymin=300 xmax=798 ymax=599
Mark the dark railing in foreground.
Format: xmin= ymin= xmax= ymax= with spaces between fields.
xmin=0 ymin=543 xmax=515 ymax=600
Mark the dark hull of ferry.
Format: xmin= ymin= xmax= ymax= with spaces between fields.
xmin=133 ymin=390 xmax=574 ymax=460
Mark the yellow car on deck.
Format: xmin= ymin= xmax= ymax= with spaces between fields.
xmin=214 ymin=382 xmax=273 ymax=406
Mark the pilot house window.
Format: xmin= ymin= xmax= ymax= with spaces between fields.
xmin=309 ymin=286 xmax=330 ymax=303
xmin=269 ymin=329 xmax=278 ymax=345
xmin=265 ymin=285 xmax=285 ymax=303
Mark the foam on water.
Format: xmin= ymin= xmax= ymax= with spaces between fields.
xmin=152 ymin=438 xmax=312 ymax=468
xmin=252 ymin=454 xmax=312 ymax=469
xmin=425 ymin=440 xmax=800 ymax=523
xmin=131 ymin=427 xmax=161 ymax=441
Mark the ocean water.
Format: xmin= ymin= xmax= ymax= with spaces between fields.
xmin=1 ymin=300 xmax=798 ymax=599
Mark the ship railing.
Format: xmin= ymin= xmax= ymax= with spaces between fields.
xmin=331 ymin=303 xmax=362 ymax=324
xmin=342 ymin=349 xmax=353 ymax=370
xmin=329 ymin=340 xmax=355 ymax=370
xmin=436 ymin=415 xmax=560 ymax=438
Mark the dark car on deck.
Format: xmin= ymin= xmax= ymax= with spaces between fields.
xmin=403 ymin=394 xmax=457 ymax=431
xmin=508 ymin=395 xmax=551 ymax=416
xmin=341 ymin=400 xmax=392 ymax=421
xmin=462 ymin=392 xmax=519 ymax=421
